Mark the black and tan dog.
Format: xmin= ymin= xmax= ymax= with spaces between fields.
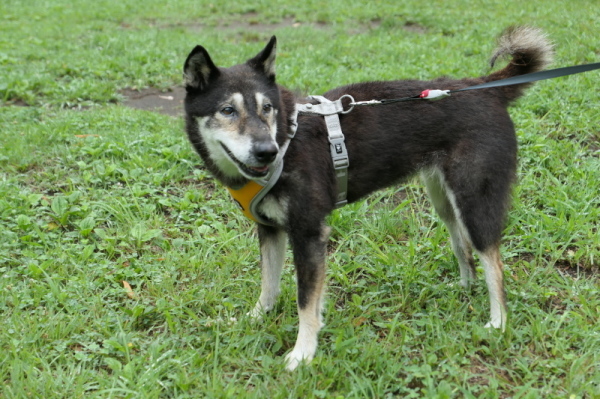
xmin=182 ymin=26 xmax=553 ymax=370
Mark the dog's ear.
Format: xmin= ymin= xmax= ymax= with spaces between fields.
xmin=247 ymin=36 xmax=277 ymax=80
xmin=183 ymin=45 xmax=221 ymax=91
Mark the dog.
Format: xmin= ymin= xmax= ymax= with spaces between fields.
xmin=182 ymin=26 xmax=553 ymax=370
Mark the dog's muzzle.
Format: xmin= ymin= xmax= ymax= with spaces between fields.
xmin=220 ymin=143 xmax=276 ymax=178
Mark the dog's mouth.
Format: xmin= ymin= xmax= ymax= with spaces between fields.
xmin=220 ymin=143 xmax=270 ymax=178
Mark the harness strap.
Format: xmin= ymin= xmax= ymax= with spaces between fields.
xmin=296 ymin=95 xmax=353 ymax=208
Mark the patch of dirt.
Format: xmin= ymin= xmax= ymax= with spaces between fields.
xmin=555 ymin=259 xmax=599 ymax=280
xmin=119 ymin=87 xmax=186 ymax=117
xmin=5 ymin=15 xmax=428 ymax=114
xmin=403 ymin=21 xmax=428 ymax=34
xmin=172 ymin=16 xmax=422 ymax=37
xmin=181 ymin=18 xmax=300 ymax=34
xmin=133 ymin=13 xmax=330 ymax=37
xmin=11 ymin=99 xmax=29 ymax=107
xmin=1 ymin=98 xmax=30 ymax=107
xmin=120 ymin=13 xmax=420 ymax=38
xmin=512 ymin=251 xmax=599 ymax=280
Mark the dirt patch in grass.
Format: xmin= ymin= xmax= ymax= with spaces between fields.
xmin=1 ymin=97 xmax=30 ymax=107
xmin=140 ymin=12 xmax=384 ymax=36
xmin=63 ymin=15 xmax=426 ymax=115
xmin=513 ymin=251 xmax=599 ymax=280
xmin=122 ymin=12 xmax=430 ymax=40
xmin=120 ymin=87 xmax=186 ymax=117
xmin=177 ymin=16 xmax=425 ymax=37
xmin=184 ymin=15 xmax=315 ymax=33
xmin=555 ymin=258 xmax=599 ymax=280
xmin=402 ymin=21 xmax=428 ymax=34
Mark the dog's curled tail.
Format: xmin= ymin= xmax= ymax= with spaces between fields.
xmin=486 ymin=26 xmax=554 ymax=101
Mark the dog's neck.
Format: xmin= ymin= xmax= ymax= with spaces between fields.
xmin=277 ymin=85 xmax=299 ymax=144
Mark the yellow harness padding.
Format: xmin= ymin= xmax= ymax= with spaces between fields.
xmin=226 ymin=180 xmax=265 ymax=224
xmin=224 ymin=160 xmax=284 ymax=226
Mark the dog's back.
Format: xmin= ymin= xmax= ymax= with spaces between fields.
xmin=293 ymin=26 xmax=553 ymax=205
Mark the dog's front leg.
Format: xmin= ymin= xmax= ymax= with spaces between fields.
xmin=285 ymin=224 xmax=330 ymax=371
xmin=248 ymin=224 xmax=288 ymax=319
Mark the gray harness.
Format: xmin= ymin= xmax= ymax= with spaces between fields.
xmin=295 ymin=95 xmax=354 ymax=208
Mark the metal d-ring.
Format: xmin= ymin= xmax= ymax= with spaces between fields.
xmin=339 ymin=94 xmax=355 ymax=114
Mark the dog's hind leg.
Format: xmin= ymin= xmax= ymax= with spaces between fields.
xmin=248 ymin=224 xmax=288 ymax=319
xmin=476 ymin=246 xmax=507 ymax=330
xmin=436 ymin=159 xmax=512 ymax=331
xmin=421 ymin=169 xmax=477 ymax=288
xmin=285 ymin=224 xmax=330 ymax=371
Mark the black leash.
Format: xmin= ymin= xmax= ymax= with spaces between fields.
xmin=350 ymin=62 xmax=600 ymax=106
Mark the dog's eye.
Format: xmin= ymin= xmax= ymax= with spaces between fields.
xmin=221 ymin=107 xmax=235 ymax=116
xmin=262 ymin=103 xmax=273 ymax=113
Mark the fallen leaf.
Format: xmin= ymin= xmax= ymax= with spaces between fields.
xmin=122 ymin=280 xmax=136 ymax=299
xmin=74 ymin=134 xmax=100 ymax=138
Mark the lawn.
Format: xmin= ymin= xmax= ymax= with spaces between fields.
xmin=1 ymin=0 xmax=599 ymax=397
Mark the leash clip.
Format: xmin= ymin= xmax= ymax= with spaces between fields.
xmin=420 ymin=89 xmax=451 ymax=100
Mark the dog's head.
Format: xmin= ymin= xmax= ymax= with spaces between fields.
xmin=183 ymin=37 xmax=282 ymax=185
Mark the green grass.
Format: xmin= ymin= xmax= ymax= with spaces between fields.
xmin=1 ymin=0 xmax=599 ymax=397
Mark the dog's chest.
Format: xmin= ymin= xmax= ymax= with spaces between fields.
xmin=257 ymin=193 xmax=288 ymax=226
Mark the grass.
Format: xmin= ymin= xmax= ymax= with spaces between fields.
xmin=1 ymin=0 xmax=599 ymax=397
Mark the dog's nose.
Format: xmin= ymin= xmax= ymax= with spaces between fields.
xmin=254 ymin=142 xmax=278 ymax=164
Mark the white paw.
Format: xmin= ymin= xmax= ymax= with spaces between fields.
xmin=285 ymin=348 xmax=314 ymax=371
xmin=246 ymin=303 xmax=265 ymax=321
xmin=484 ymin=318 xmax=505 ymax=331
xmin=459 ymin=278 xmax=472 ymax=289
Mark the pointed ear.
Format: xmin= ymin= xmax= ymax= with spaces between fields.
xmin=247 ymin=36 xmax=277 ymax=80
xmin=183 ymin=45 xmax=221 ymax=90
